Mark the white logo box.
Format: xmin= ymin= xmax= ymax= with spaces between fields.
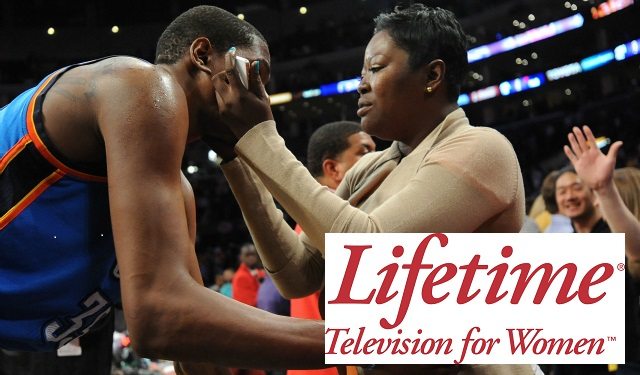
xmin=324 ymin=233 xmax=625 ymax=365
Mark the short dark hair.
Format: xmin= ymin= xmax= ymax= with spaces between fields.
xmin=374 ymin=4 xmax=469 ymax=101
xmin=307 ymin=121 xmax=363 ymax=178
xmin=541 ymin=170 xmax=561 ymax=214
xmin=155 ymin=5 xmax=266 ymax=64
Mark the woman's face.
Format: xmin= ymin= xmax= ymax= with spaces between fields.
xmin=357 ymin=31 xmax=425 ymax=143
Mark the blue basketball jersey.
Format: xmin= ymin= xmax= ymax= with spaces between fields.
xmin=0 ymin=61 xmax=119 ymax=351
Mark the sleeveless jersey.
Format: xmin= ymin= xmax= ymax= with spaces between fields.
xmin=0 ymin=60 xmax=119 ymax=351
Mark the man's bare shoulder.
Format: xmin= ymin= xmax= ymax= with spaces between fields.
xmin=88 ymin=56 xmax=177 ymax=91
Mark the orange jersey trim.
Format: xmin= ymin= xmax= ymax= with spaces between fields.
xmin=0 ymin=169 xmax=65 ymax=230
xmin=25 ymin=73 xmax=107 ymax=183
xmin=0 ymin=136 xmax=30 ymax=173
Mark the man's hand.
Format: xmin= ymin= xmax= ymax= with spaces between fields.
xmin=211 ymin=49 xmax=273 ymax=139
xmin=563 ymin=125 xmax=623 ymax=193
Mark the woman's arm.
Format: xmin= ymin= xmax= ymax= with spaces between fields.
xmin=222 ymin=158 xmax=325 ymax=297
xmin=234 ymin=121 xmax=521 ymax=249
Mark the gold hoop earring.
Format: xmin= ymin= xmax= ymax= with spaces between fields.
xmin=425 ymin=86 xmax=433 ymax=94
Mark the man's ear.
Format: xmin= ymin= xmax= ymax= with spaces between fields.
xmin=189 ymin=37 xmax=214 ymax=75
xmin=423 ymin=59 xmax=446 ymax=93
xmin=322 ymin=158 xmax=340 ymax=181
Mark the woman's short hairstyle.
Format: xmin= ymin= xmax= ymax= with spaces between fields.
xmin=374 ymin=4 xmax=469 ymax=102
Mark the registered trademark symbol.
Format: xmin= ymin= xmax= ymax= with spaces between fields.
xmin=617 ymin=263 xmax=625 ymax=271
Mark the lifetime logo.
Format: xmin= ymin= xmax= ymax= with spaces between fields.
xmin=323 ymin=233 xmax=626 ymax=365
xmin=329 ymin=233 xmax=617 ymax=329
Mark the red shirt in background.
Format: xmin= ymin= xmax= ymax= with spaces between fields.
xmin=289 ymin=224 xmax=338 ymax=375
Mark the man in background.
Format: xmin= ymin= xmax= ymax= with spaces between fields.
xmin=232 ymin=243 xmax=265 ymax=308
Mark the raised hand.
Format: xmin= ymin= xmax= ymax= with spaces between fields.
xmin=563 ymin=125 xmax=623 ymax=192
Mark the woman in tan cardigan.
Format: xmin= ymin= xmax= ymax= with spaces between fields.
xmin=210 ymin=4 xmax=536 ymax=375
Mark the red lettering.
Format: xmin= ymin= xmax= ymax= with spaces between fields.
xmin=329 ymin=245 xmax=374 ymax=304
xmin=375 ymin=246 xmax=403 ymax=304
xmin=380 ymin=233 xmax=447 ymax=329
xmin=485 ymin=246 xmax=512 ymax=304
xmin=510 ymin=263 xmax=578 ymax=304
xmin=457 ymin=255 xmax=488 ymax=303
xmin=422 ymin=263 xmax=456 ymax=303
xmin=578 ymin=263 xmax=614 ymax=303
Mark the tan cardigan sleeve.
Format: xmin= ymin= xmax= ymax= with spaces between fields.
xmin=221 ymin=158 xmax=324 ymax=298
xmin=235 ymin=121 xmax=519 ymax=253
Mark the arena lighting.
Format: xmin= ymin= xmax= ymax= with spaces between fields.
xmin=302 ymin=88 xmax=321 ymax=98
xmin=614 ymin=38 xmax=640 ymax=61
xmin=469 ymin=85 xmax=500 ymax=103
xmin=546 ymin=62 xmax=582 ymax=81
xmin=269 ymin=38 xmax=639 ymax=107
xmin=337 ymin=78 xmax=360 ymax=93
xmin=208 ymin=150 xmax=217 ymax=163
xmin=580 ymin=50 xmax=615 ymax=71
xmin=596 ymin=136 xmax=611 ymax=149
xmin=269 ymin=92 xmax=293 ymax=105
xmin=591 ymin=0 xmax=634 ymax=19
xmin=320 ymin=77 xmax=360 ymax=96
xmin=498 ymin=73 xmax=546 ymax=96
xmin=457 ymin=94 xmax=471 ymax=106
xmin=455 ymin=39 xmax=637 ymax=106
xmin=467 ymin=14 xmax=584 ymax=63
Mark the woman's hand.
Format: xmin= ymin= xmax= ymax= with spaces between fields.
xmin=211 ymin=49 xmax=273 ymax=139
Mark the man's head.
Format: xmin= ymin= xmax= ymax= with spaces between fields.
xmin=307 ymin=121 xmax=376 ymax=190
xmin=555 ymin=169 xmax=598 ymax=221
xmin=239 ymin=243 xmax=259 ymax=268
xmin=155 ymin=6 xmax=266 ymax=65
xmin=154 ymin=6 xmax=271 ymax=141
